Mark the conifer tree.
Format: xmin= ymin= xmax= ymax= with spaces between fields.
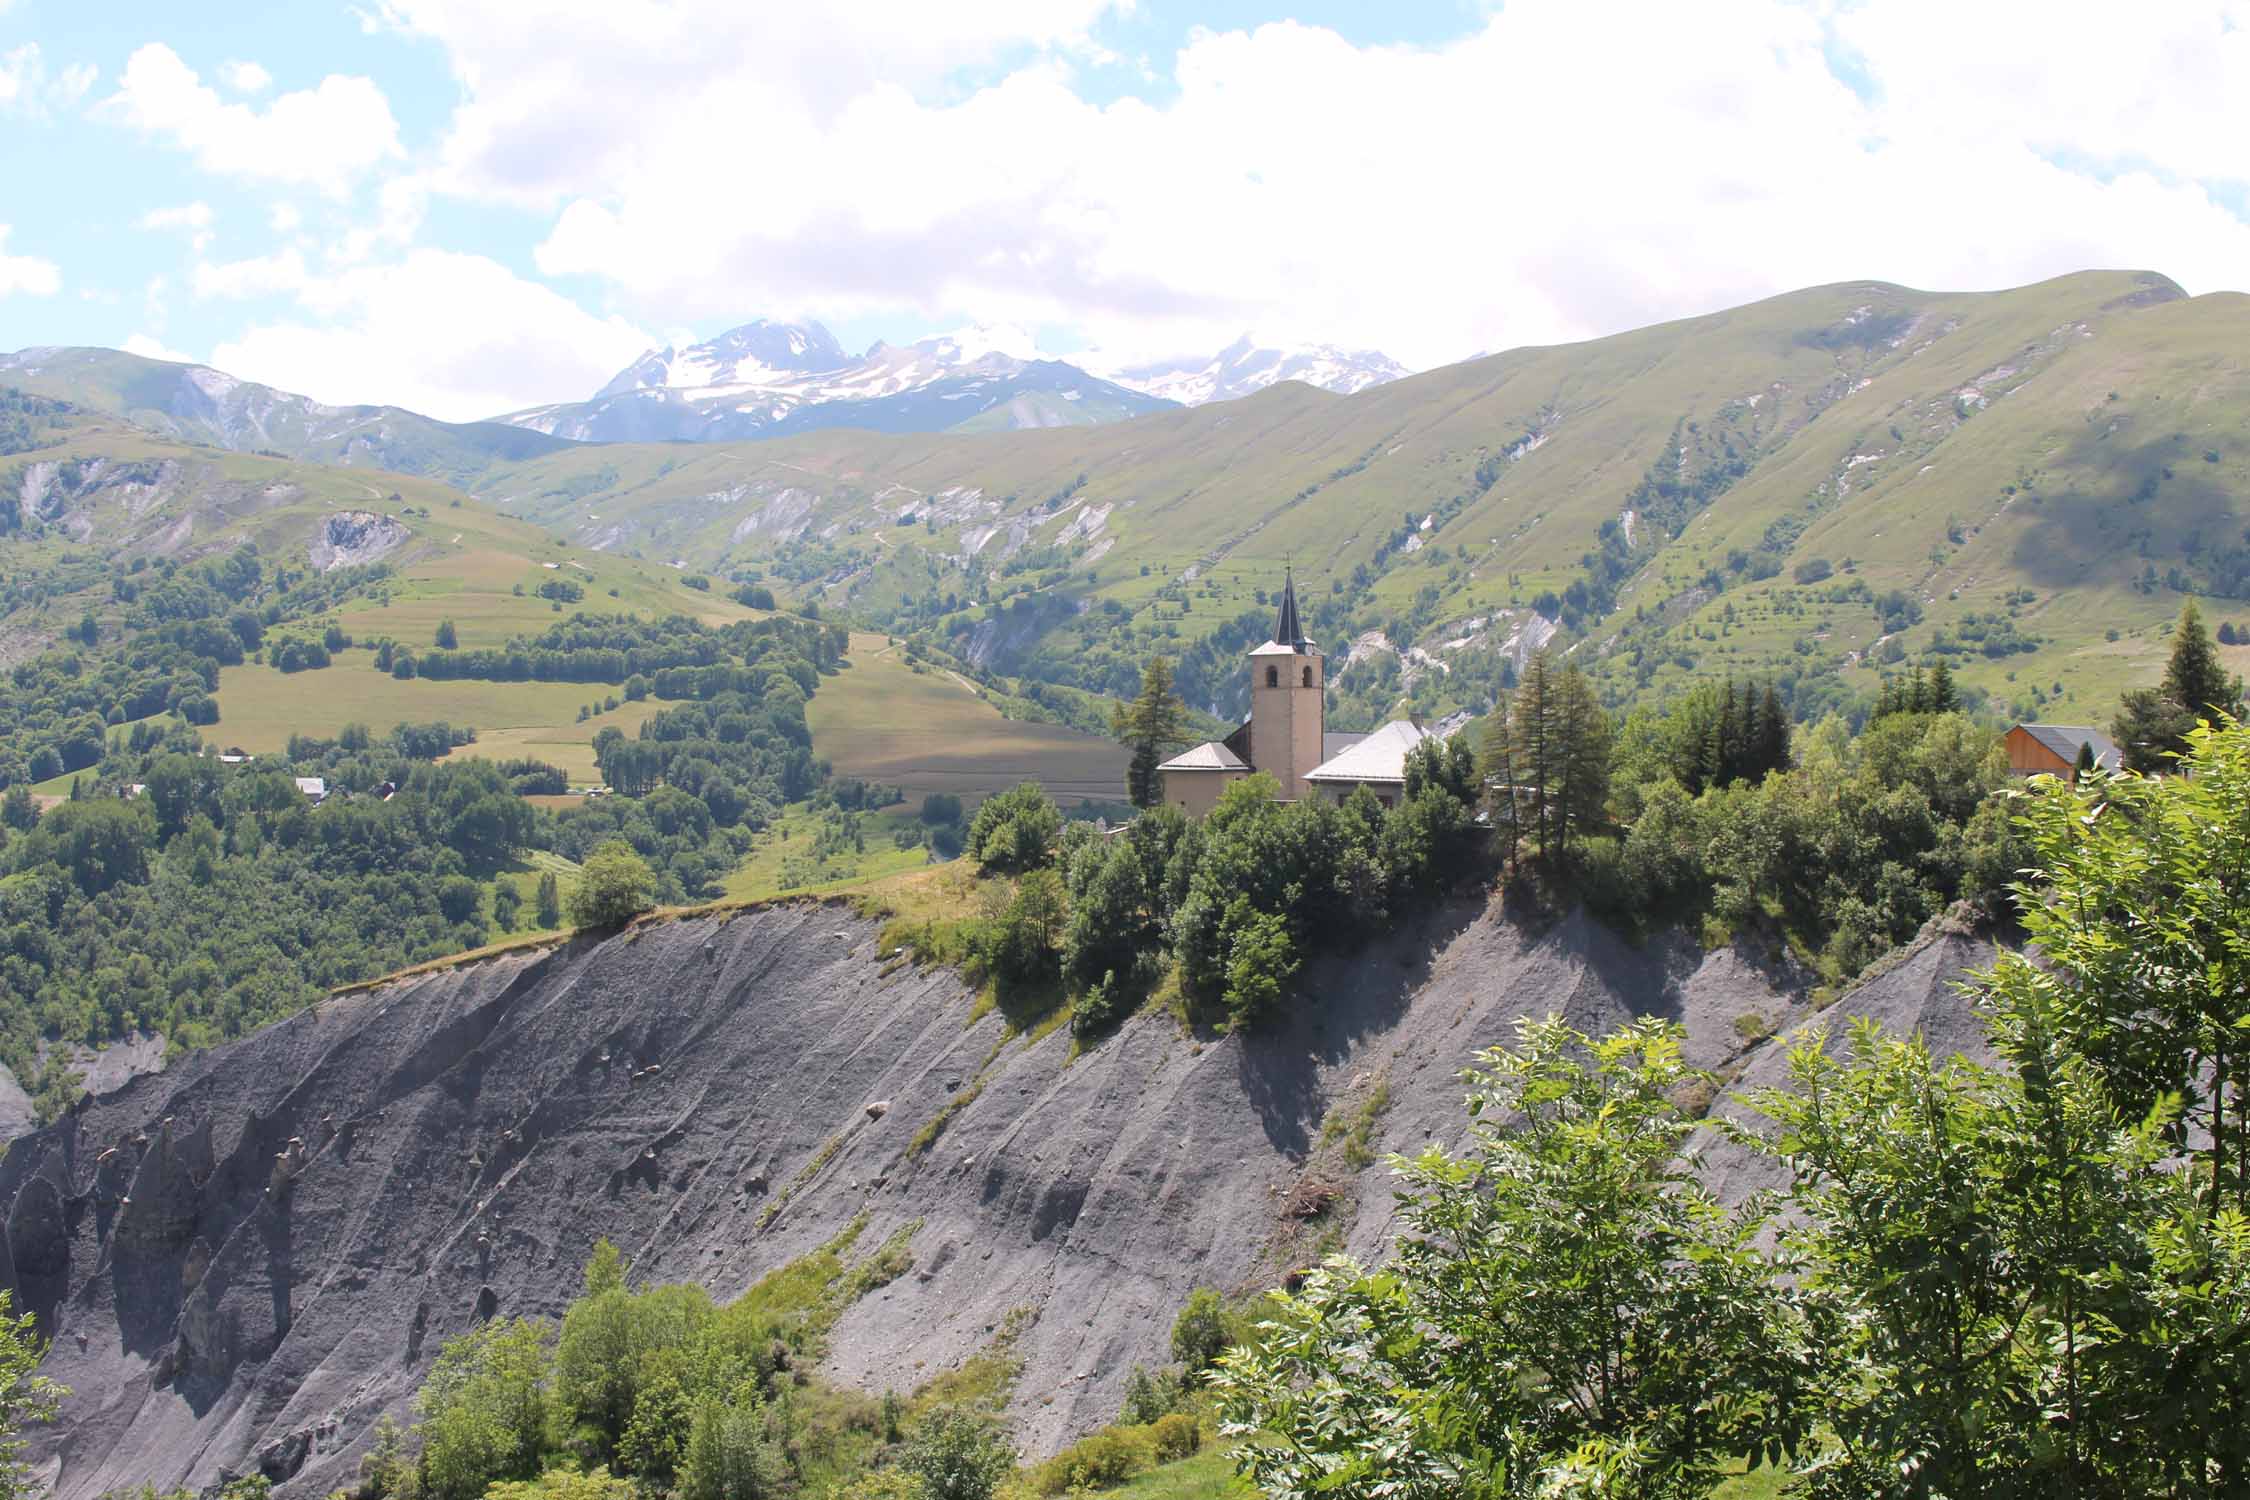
xmin=1113 ymin=657 xmax=1188 ymax=808
xmin=2115 ymin=601 xmax=2244 ymax=771
xmin=1925 ymin=658 xmax=1958 ymax=713
xmin=2159 ymin=600 xmax=2237 ymax=726
xmin=1755 ymin=682 xmax=1790 ymax=779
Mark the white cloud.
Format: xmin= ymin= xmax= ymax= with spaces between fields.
xmin=138 ymin=200 xmax=216 ymax=253
xmin=0 ymin=43 xmax=96 ymax=119
xmin=123 ymin=333 xmax=199 ymax=364
xmin=0 ymin=226 xmax=61 ymax=298
xmin=370 ymin=0 xmax=2250 ymax=373
xmin=209 ymin=249 xmax=652 ymax=419
xmin=219 ymin=59 xmax=273 ymax=94
xmin=193 ymin=247 xmax=310 ymax=300
xmin=270 ymin=203 xmax=303 ymax=233
xmin=101 ymin=43 xmax=401 ymax=195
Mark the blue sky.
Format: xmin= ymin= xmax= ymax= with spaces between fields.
xmin=4 ymin=1 xmax=2248 ymax=419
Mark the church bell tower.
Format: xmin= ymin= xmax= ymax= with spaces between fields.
xmin=1247 ymin=570 xmax=1324 ymax=801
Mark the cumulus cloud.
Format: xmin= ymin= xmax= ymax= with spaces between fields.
xmin=0 ymin=226 xmax=61 ymax=298
xmin=209 ymin=249 xmax=652 ymax=419
xmin=123 ymin=333 xmax=199 ymax=364
xmin=219 ymin=60 xmax=272 ymax=93
xmin=138 ymin=200 xmax=216 ymax=253
xmin=101 ymin=43 xmax=401 ymax=194
xmin=0 ymin=42 xmax=96 ymax=118
xmin=361 ymin=0 xmax=2250 ymax=372
xmin=192 ymin=247 xmax=309 ymax=299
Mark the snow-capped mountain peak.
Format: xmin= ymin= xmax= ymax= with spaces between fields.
xmin=595 ymin=319 xmax=850 ymax=399
xmin=502 ymin=318 xmax=1175 ymax=443
xmin=1097 ymin=334 xmax=1410 ymax=406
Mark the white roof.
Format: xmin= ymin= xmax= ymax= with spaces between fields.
xmin=1247 ymin=639 xmax=1316 ymax=657
xmin=1305 ymin=720 xmax=1441 ymax=785
xmin=1158 ymin=740 xmax=1249 ymax=773
xmin=294 ymin=777 xmax=328 ymax=797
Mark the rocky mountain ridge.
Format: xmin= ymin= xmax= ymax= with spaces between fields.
xmin=0 ymin=347 xmax=571 ymax=486
xmin=1096 ymin=333 xmax=1410 ymax=405
xmin=497 ymin=320 xmax=1176 ymax=442
xmin=4 ymin=893 xmax=1994 ymax=1497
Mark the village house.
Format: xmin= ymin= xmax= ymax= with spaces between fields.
xmin=2005 ymin=722 xmax=2120 ymax=783
xmin=1157 ymin=572 xmax=1447 ymax=814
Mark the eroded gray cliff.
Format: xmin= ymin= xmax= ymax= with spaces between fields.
xmin=2 ymin=895 xmax=1993 ymax=1497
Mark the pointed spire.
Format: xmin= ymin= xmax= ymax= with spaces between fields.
xmin=1273 ymin=567 xmax=1309 ymax=650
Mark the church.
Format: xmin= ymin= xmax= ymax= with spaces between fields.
xmin=1156 ymin=571 xmax=1447 ymax=815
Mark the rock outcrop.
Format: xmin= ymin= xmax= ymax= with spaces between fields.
xmin=1 ymin=897 xmax=1993 ymax=1497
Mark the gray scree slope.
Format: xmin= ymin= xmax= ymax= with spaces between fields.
xmin=2 ymin=897 xmax=1993 ymax=1497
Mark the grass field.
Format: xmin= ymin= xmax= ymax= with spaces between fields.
xmin=209 ymin=659 xmax=656 ymax=777
xmin=812 ymin=633 xmax=1130 ymax=806
xmin=723 ymin=803 xmax=936 ymax=901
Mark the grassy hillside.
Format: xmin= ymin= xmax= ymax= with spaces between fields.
xmin=810 ymin=632 xmax=1130 ymax=806
xmin=0 ymin=345 xmax=570 ymax=485
xmin=469 ymin=270 xmax=2250 ymax=728
xmin=0 ymin=399 xmax=748 ymax=778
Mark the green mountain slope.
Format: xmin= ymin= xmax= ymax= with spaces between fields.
xmin=470 ymin=270 xmax=2250 ymax=726
xmin=0 ymin=346 xmax=572 ymax=486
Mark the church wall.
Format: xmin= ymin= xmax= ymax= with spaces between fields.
xmin=1161 ymin=768 xmax=1246 ymax=817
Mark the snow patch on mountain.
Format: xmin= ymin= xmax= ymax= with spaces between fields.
xmin=511 ymin=321 xmax=1173 ymax=443
xmin=1096 ymin=333 xmax=1410 ymax=406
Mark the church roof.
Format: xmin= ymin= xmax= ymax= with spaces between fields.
xmin=1248 ymin=569 xmax=1315 ymax=656
xmin=1158 ymin=740 xmax=1249 ymax=773
xmin=1274 ymin=570 xmax=1308 ymax=648
xmin=1305 ymin=720 xmax=1442 ymax=785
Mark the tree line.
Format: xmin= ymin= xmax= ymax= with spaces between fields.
xmin=1221 ymin=718 xmax=2250 ymax=1497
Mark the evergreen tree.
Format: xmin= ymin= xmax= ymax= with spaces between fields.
xmin=1112 ymin=657 xmax=1188 ymax=809
xmin=2160 ymin=600 xmax=2237 ymax=726
xmin=1925 ymin=657 xmax=1958 ymax=713
xmin=535 ymin=871 xmax=561 ymax=928
xmin=435 ymin=619 xmax=459 ymax=650
xmin=1754 ymin=682 xmax=1790 ymax=779
xmin=2073 ymin=738 xmax=2096 ymax=780
xmin=2115 ymin=602 xmax=2244 ymax=771
xmin=1509 ymin=653 xmax=1558 ymax=852
xmin=1477 ymin=690 xmax=1521 ymax=867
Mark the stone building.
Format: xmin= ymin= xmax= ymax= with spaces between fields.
xmin=1156 ymin=572 xmax=1447 ymax=814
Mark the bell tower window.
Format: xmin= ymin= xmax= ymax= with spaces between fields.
xmin=1301 ymin=665 xmax=1313 ymax=688
xmin=1266 ymin=665 xmax=1278 ymax=688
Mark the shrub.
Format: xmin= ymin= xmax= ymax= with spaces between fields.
xmin=900 ymin=1406 xmax=1012 ymax=1500
xmin=568 ymin=841 xmax=656 ymax=929
xmin=965 ymin=782 xmax=1061 ymax=874
xmin=1150 ymin=1411 xmax=1201 ymax=1462
xmin=1031 ymin=1427 xmax=1149 ymax=1494
xmin=1171 ymin=1288 xmax=1231 ymax=1376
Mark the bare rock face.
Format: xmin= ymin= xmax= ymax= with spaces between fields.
xmin=0 ymin=898 xmax=1992 ymax=1497
xmin=307 ymin=510 xmax=408 ymax=572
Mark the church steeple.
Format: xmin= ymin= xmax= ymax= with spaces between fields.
xmin=1272 ymin=568 xmax=1310 ymax=650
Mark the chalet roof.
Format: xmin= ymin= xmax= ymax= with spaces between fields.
xmin=1305 ymin=719 xmax=1441 ymax=785
xmin=2016 ymin=723 xmax=2122 ymax=771
xmin=294 ymin=777 xmax=328 ymax=798
xmin=1159 ymin=740 xmax=1249 ymax=773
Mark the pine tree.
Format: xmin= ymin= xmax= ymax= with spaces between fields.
xmin=535 ymin=871 xmax=561 ymax=928
xmin=1926 ymin=658 xmax=1959 ymax=713
xmin=2159 ymin=601 xmax=2237 ymax=727
xmin=1556 ymin=665 xmax=1613 ymax=856
xmin=1510 ymin=653 xmax=1558 ymax=853
xmin=1755 ymin=682 xmax=1790 ymax=779
xmin=2115 ymin=602 xmax=2245 ymax=771
xmin=1478 ymin=690 xmax=1521 ymax=868
xmin=1113 ymin=657 xmax=1189 ymax=809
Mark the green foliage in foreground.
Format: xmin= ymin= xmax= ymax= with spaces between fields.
xmin=1219 ymin=722 xmax=2250 ymax=1498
